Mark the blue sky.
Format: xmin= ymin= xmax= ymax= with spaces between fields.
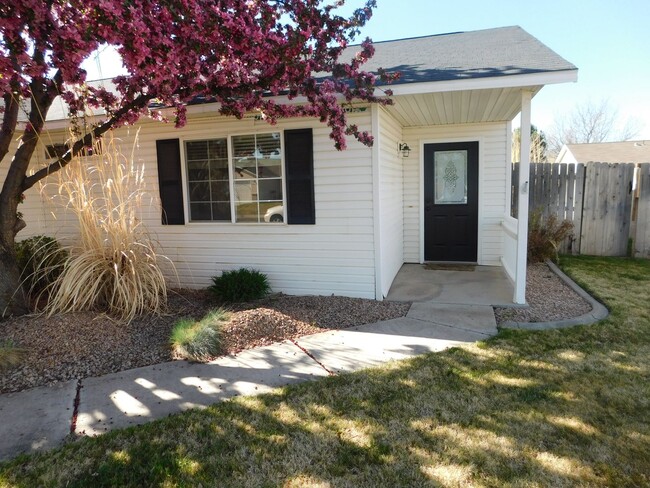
xmin=348 ymin=0 xmax=650 ymax=139
xmin=84 ymin=0 xmax=650 ymax=139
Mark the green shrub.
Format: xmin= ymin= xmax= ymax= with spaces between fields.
xmin=208 ymin=268 xmax=270 ymax=303
xmin=15 ymin=235 xmax=68 ymax=296
xmin=170 ymin=309 xmax=229 ymax=361
xmin=0 ymin=339 xmax=26 ymax=372
xmin=528 ymin=210 xmax=574 ymax=263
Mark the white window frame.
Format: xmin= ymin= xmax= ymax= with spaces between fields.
xmin=181 ymin=130 xmax=287 ymax=225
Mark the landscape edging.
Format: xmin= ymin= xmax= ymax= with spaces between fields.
xmin=500 ymin=260 xmax=609 ymax=330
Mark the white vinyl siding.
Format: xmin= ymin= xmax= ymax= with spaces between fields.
xmin=402 ymin=121 xmax=508 ymax=265
xmin=15 ymin=110 xmax=378 ymax=299
xmin=376 ymin=106 xmax=404 ymax=297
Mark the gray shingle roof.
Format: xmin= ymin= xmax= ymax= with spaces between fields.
xmin=10 ymin=26 xmax=575 ymax=123
xmin=351 ymin=25 xmax=576 ymax=85
xmin=562 ymin=141 xmax=650 ymax=164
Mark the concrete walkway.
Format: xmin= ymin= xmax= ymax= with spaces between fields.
xmin=0 ymin=302 xmax=497 ymax=462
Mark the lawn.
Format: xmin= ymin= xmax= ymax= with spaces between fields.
xmin=1 ymin=256 xmax=648 ymax=487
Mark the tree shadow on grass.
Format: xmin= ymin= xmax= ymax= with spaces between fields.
xmin=2 ymin=333 xmax=648 ymax=487
xmin=2 ymin=256 xmax=649 ymax=487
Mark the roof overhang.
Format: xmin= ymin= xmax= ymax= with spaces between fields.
xmin=387 ymin=69 xmax=578 ymax=96
xmin=35 ymin=69 xmax=578 ymax=130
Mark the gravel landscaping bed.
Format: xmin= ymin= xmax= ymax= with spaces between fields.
xmin=0 ymin=292 xmax=410 ymax=394
xmin=494 ymin=262 xmax=593 ymax=325
xmin=0 ymin=262 xmax=593 ymax=394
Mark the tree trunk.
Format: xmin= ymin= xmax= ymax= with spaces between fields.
xmin=0 ymin=79 xmax=57 ymax=317
xmin=0 ymin=235 xmax=27 ymax=318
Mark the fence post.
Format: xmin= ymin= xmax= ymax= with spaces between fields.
xmin=634 ymin=163 xmax=650 ymax=257
xmin=573 ymin=164 xmax=585 ymax=255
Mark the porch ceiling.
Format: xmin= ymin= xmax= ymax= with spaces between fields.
xmin=386 ymin=86 xmax=542 ymax=127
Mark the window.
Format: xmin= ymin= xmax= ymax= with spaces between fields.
xmin=232 ymin=133 xmax=283 ymax=223
xmin=186 ymin=138 xmax=231 ymax=221
xmin=184 ymin=132 xmax=283 ymax=223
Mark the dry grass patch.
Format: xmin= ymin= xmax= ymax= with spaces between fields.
xmin=0 ymin=257 xmax=648 ymax=487
xmin=43 ymin=131 xmax=170 ymax=323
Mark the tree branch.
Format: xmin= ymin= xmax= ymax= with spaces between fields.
xmin=22 ymin=94 xmax=151 ymax=191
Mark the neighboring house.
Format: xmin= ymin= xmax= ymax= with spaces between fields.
xmin=13 ymin=26 xmax=577 ymax=304
xmin=555 ymin=140 xmax=650 ymax=165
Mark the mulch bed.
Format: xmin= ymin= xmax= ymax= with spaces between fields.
xmin=493 ymin=263 xmax=592 ymax=324
xmin=1 ymin=262 xmax=594 ymax=395
xmin=0 ymin=291 xmax=410 ymax=394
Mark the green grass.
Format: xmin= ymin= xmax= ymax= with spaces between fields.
xmin=1 ymin=256 xmax=649 ymax=487
xmin=170 ymin=309 xmax=229 ymax=361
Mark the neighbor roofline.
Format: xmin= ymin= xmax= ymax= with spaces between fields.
xmin=387 ymin=69 xmax=578 ymax=96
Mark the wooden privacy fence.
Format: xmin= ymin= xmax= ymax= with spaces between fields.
xmin=512 ymin=162 xmax=650 ymax=257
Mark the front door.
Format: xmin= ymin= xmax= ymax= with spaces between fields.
xmin=423 ymin=141 xmax=479 ymax=262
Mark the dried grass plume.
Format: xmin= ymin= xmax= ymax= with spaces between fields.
xmin=44 ymin=130 xmax=171 ymax=322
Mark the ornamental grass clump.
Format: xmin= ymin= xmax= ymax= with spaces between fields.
xmin=44 ymin=131 xmax=171 ymax=323
xmin=170 ymin=309 xmax=229 ymax=361
xmin=528 ymin=209 xmax=574 ymax=263
xmin=0 ymin=340 xmax=26 ymax=372
xmin=208 ymin=268 xmax=271 ymax=303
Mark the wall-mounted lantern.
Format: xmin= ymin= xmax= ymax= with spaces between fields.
xmin=398 ymin=142 xmax=411 ymax=158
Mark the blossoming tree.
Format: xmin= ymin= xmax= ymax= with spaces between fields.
xmin=0 ymin=0 xmax=394 ymax=315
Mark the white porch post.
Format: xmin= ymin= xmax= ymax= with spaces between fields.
xmin=514 ymin=90 xmax=532 ymax=304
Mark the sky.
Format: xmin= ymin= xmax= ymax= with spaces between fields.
xmin=83 ymin=0 xmax=650 ymax=140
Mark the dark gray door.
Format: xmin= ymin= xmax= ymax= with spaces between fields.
xmin=423 ymin=142 xmax=479 ymax=262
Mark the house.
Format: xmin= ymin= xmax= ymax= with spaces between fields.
xmin=555 ymin=140 xmax=650 ymax=165
xmin=15 ymin=26 xmax=577 ymax=304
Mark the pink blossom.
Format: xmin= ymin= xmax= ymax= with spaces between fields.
xmin=1 ymin=0 xmax=397 ymax=150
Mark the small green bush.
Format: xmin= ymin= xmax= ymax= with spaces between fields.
xmin=15 ymin=235 xmax=68 ymax=296
xmin=208 ymin=268 xmax=270 ymax=303
xmin=528 ymin=210 xmax=574 ymax=263
xmin=170 ymin=309 xmax=229 ymax=361
xmin=0 ymin=339 xmax=26 ymax=372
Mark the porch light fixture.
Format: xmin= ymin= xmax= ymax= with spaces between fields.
xmin=398 ymin=142 xmax=411 ymax=158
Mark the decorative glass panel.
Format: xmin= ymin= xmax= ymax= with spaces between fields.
xmin=434 ymin=150 xmax=468 ymax=204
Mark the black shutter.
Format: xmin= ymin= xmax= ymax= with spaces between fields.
xmin=156 ymin=139 xmax=185 ymax=225
xmin=284 ymin=129 xmax=315 ymax=224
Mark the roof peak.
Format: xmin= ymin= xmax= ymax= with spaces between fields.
xmin=350 ymin=25 xmax=522 ymax=46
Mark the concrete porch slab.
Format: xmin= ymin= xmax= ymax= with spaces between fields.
xmin=75 ymin=341 xmax=327 ymax=437
xmin=0 ymin=380 xmax=77 ymax=462
xmin=386 ymin=264 xmax=514 ymax=306
xmin=295 ymin=318 xmax=487 ymax=374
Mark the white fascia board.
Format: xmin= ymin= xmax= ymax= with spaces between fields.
xmin=37 ymin=69 xmax=577 ymax=129
xmin=388 ymin=70 xmax=578 ymax=96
